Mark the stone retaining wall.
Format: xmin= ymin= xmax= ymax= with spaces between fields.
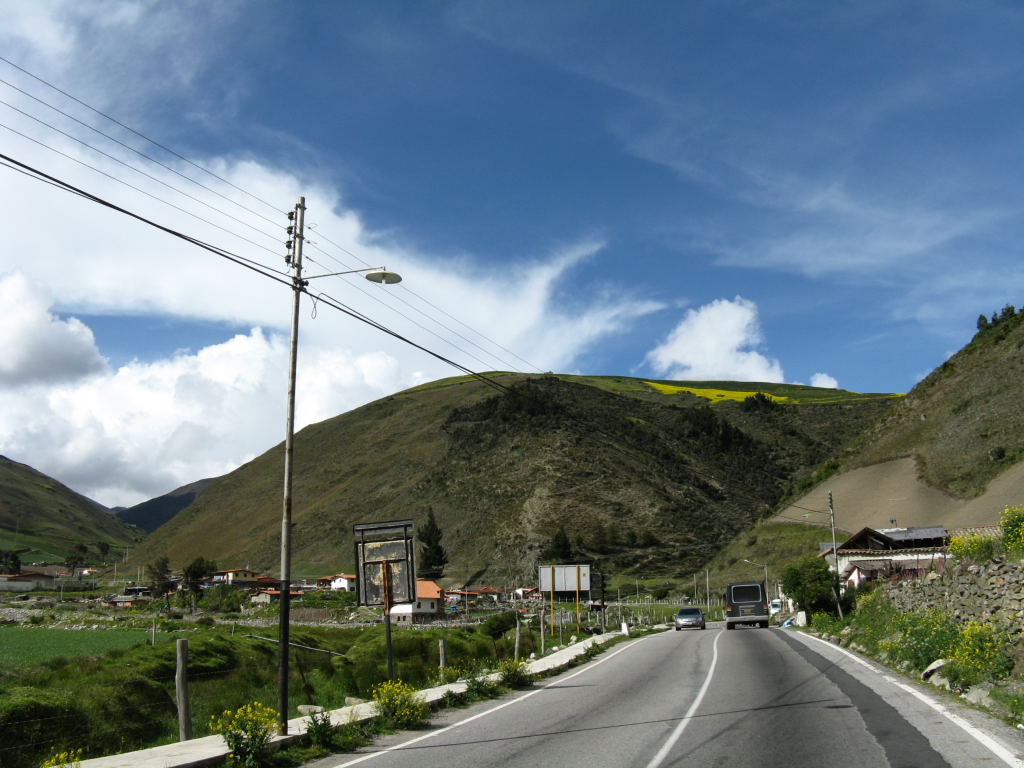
xmin=884 ymin=559 xmax=1024 ymax=636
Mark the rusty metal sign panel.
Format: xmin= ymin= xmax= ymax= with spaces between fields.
xmin=353 ymin=520 xmax=416 ymax=607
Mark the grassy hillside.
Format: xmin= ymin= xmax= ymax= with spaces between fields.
xmin=843 ymin=307 xmax=1024 ymax=497
xmin=126 ymin=374 xmax=895 ymax=582
xmin=0 ymin=456 xmax=139 ymax=562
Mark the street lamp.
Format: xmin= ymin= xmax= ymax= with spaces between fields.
xmin=278 ymin=196 xmax=402 ymax=734
xmin=742 ymin=558 xmax=768 ymax=590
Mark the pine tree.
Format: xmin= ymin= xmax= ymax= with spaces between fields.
xmin=418 ymin=508 xmax=448 ymax=579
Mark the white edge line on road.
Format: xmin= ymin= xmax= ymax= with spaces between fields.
xmin=797 ymin=630 xmax=1024 ymax=768
xmin=330 ymin=637 xmax=647 ymax=767
xmin=644 ymin=628 xmax=722 ymax=768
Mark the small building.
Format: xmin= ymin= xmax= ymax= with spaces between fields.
xmin=390 ymin=579 xmax=444 ymax=624
xmin=107 ymin=593 xmax=151 ymax=609
xmin=316 ymin=573 xmax=357 ymax=592
xmin=251 ymin=589 xmax=303 ymax=604
xmin=0 ymin=572 xmax=58 ymax=592
xmin=822 ymin=526 xmax=951 ymax=588
xmin=211 ymin=569 xmax=262 ymax=586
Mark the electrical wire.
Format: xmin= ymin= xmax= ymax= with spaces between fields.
xmin=0 ymin=150 xmax=511 ymax=397
xmin=0 ymin=121 xmax=286 ymax=261
xmin=0 ymin=54 xmax=538 ymax=378
xmin=306 ymin=234 xmax=543 ymax=373
xmin=304 ymin=253 xmax=507 ymax=373
xmin=0 ymin=75 xmax=284 ymax=227
xmin=0 ymin=54 xmax=283 ymax=215
xmin=0 ymin=151 xmax=291 ymax=283
xmin=0 ymin=98 xmax=284 ymax=245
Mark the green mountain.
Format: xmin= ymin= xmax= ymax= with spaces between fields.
xmin=0 ymin=456 xmax=140 ymax=563
xmin=116 ymin=477 xmax=218 ymax=533
xmin=125 ymin=374 xmax=896 ymax=581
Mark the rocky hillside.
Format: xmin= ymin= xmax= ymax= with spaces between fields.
xmin=780 ymin=305 xmax=1024 ymax=532
xmin=124 ymin=374 xmax=895 ymax=581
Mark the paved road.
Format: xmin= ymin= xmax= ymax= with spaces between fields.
xmin=309 ymin=626 xmax=1024 ymax=768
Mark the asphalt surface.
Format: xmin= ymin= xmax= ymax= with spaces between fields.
xmin=307 ymin=625 xmax=1024 ymax=768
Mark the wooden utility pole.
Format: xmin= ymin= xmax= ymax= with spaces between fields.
xmin=176 ymin=639 xmax=192 ymax=741
xmin=278 ymin=196 xmax=305 ymax=734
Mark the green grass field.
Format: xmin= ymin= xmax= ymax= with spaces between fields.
xmin=0 ymin=626 xmax=168 ymax=669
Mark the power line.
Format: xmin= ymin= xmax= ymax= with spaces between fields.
xmin=0 ymin=150 xmax=511 ymax=397
xmin=0 ymin=98 xmax=284 ymax=246
xmin=0 ymin=75 xmax=284 ymax=227
xmin=307 ymin=233 xmax=543 ymax=373
xmin=0 ymin=54 xmax=538 ymax=378
xmin=304 ymin=252 xmax=508 ymax=373
xmin=0 ymin=54 xmax=283 ymax=215
xmin=0 ymin=121 xmax=285 ymax=261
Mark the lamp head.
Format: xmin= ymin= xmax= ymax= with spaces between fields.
xmin=365 ymin=270 xmax=402 ymax=285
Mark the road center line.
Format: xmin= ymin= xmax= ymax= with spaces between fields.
xmin=797 ymin=630 xmax=1024 ymax=768
xmin=330 ymin=637 xmax=646 ymax=767
xmin=644 ymin=628 xmax=722 ymax=768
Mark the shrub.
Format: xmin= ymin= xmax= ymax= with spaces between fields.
xmin=945 ymin=621 xmax=1013 ymax=691
xmin=464 ymin=671 xmax=501 ymax=700
xmin=947 ymin=533 xmax=996 ymax=563
xmin=430 ymin=664 xmax=463 ymax=686
xmin=498 ymin=658 xmax=533 ymax=688
xmin=883 ymin=610 xmax=958 ymax=671
xmin=371 ymin=680 xmax=428 ymax=729
xmin=39 ymin=749 xmax=82 ymax=768
xmin=333 ymin=713 xmax=376 ymax=751
xmin=303 ymin=709 xmax=335 ymax=748
xmin=1001 ymin=505 xmax=1024 ymax=556
xmin=441 ymin=689 xmax=468 ymax=708
xmin=209 ymin=701 xmax=278 ymax=768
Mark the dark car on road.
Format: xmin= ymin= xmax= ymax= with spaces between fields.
xmin=674 ymin=606 xmax=706 ymax=630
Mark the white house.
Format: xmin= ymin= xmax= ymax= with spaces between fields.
xmin=317 ymin=573 xmax=357 ymax=592
xmin=211 ymin=568 xmax=262 ymax=586
xmin=389 ymin=579 xmax=444 ymax=624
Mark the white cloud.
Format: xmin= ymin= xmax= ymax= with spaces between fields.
xmin=0 ymin=272 xmax=106 ymax=386
xmin=810 ymin=372 xmax=838 ymax=389
xmin=0 ymin=134 xmax=659 ymax=505
xmin=645 ymin=297 xmax=784 ymax=383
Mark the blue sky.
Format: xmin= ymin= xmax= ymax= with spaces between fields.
xmin=1 ymin=1 xmax=1022 ymax=505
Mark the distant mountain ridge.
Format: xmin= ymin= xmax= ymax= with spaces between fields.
xmin=116 ymin=477 xmax=219 ymax=533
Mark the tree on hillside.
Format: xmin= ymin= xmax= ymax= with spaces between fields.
xmin=95 ymin=541 xmax=111 ymax=560
xmin=146 ymin=556 xmax=174 ymax=607
xmin=182 ymin=556 xmax=217 ymax=611
xmin=64 ymin=544 xmax=88 ymax=577
xmin=418 ymin=508 xmax=448 ymax=579
xmin=0 ymin=549 xmax=21 ymax=574
xmin=781 ymin=554 xmax=840 ymax=615
xmin=544 ymin=527 xmax=573 ymax=562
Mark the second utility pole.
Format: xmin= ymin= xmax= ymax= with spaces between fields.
xmin=828 ymin=490 xmax=844 ymax=620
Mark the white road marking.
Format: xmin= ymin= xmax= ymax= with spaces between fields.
xmin=798 ymin=631 xmax=1024 ymax=768
xmin=644 ymin=629 xmax=722 ymax=768
xmin=330 ymin=638 xmax=645 ymax=767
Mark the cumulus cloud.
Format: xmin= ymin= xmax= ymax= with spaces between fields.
xmin=0 ymin=272 xmax=106 ymax=386
xmin=810 ymin=372 xmax=839 ymax=389
xmin=0 ymin=133 xmax=659 ymax=506
xmin=645 ymin=297 xmax=784 ymax=383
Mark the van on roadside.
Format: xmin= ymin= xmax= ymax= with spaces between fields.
xmin=724 ymin=581 xmax=769 ymax=629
